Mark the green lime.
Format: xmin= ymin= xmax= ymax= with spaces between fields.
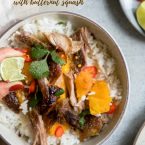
xmin=0 ymin=57 xmax=25 ymax=82
xmin=136 ymin=1 xmax=145 ymax=30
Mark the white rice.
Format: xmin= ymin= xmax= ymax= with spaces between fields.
xmin=22 ymin=18 xmax=73 ymax=36
xmin=0 ymin=17 xmax=122 ymax=145
xmin=48 ymin=131 xmax=80 ymax=145
xmin=19 ymin=100 xmax=29 ymax=115
xmin=0 ymin=102 xmax=34 ymax=144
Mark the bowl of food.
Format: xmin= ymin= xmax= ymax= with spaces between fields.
xmin=0 ymin=12 xmax=129 ymax=145
xmin=119 ymin=0 xmax=145 ymax=36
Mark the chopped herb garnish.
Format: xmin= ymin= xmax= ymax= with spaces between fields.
xmin=51 ymin=50 xmax=66 ymax=65
xmin=29 ymin=45 xmax=66 ymax=79
xmin=79 ymin=117 xmax=85 ymax=127
xmin=54 ymin=88 xmax=64 ymax=96
xmin=29 ymin=59 xmax=49 ymax=79
xmin=79 ymin=109 xmax=90 ymax=127
xmin=29 ymin=95 xmax=41 ymax=108
xmin=30 ymin=45 xmax=49 ymax=59
xmin=28 ymin=87 xmax=42 ymax=108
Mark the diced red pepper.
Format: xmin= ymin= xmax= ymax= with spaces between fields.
xmin=82 ymin=66 xmax=98 ymax=78
xmin=107 ymin=103 xmax=117 ymax=114
xmin=23 ymin=55 xmax=32 ymax=62
xmin=55 ymin=126 xmax=64 ymax=137
xmin=9 ymin=84 xmax=24 ymax=91
xmin=29 ymin=80 xmax=36 ymax=94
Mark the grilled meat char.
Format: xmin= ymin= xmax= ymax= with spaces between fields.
xmin=0 ymin=82 xmax=23 ymax=100
xmin=47 ymin=56 xmax=62 ymax=85
xmin=38 ymin=78 xmax=63 ymax=114
xmin=58 ymin=99 xmax=80 ymax=128
xmin=80 ymin=115 xmax=103 ymax=141
xmin=59 ymin=100 xmax=103 ymax=137
xmin=45 ymin=99 xmax=103 ymax=140
xmin=45 ymin=99 xmax=80 ymax=129
xmin=3 ymin=92 xmax=20 ymax=113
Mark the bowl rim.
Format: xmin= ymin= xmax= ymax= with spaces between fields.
xmin=119 ymin=0 xmax=145 ymax=37
xmin=133 ymin=121 xmax=145 ymax=145
xmin=0 ymin=11 xmax=130 ymax=145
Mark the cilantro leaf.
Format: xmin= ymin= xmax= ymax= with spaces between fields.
xmin=28 ymin=94 xmax=41 ymax=108
xmin=29 ymin=59 xmax=49 ymax=79
xmin=50 ymin=50 xmax=66 ymax=65
xmin=30 ymin=45 xmax=49 ymax=59
xmin=79 ymin=109 xmax=90 ymax=127
xmin=28 ymin=87 xmax=42 ymax=108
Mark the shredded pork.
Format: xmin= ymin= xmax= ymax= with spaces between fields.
xmin=29 ymin=110 xmax=47 ymax=145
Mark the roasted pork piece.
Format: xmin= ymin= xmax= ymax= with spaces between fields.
xmin=63 ymin=72 xmax=78 ymax=111
xmin=45 ymin=32 xmax=72 ymax=54
xmin=80 ymin=115 xmax=103 ymax=140
xmin=47 ymin=58 xmax=62 ymax=85
xmin=71 ymin=27 xmax=91 ymax=51
xmin=71 ymin=27 xmax=91 ymax=72
xmin=29 ymin=110 xmax=47 ymax=145
xmin=15 ymin=32 xmax=48 ymax=48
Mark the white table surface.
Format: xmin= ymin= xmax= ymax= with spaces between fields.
xmin=0 ymin=0 xmax=145 ymax=145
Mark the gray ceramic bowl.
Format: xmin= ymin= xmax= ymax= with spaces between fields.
xmin=0 ymin=12 xmax=130 ymax=145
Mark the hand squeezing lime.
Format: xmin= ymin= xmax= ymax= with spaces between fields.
xmin=0 ymin=57 xmax=25 ymax=82
xmin=136 ymin=1 xmax=145 ymax=30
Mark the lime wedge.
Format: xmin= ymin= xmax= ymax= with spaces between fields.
xmin=0 ymin=57 xmax=25 ymax=82
xmin=136 ymin=1 xmax=145 ymax=30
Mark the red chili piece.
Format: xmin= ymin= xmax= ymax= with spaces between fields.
xmin=29 ymin=80 xmax=36 ymax=94
xmin=82 ymin=66 xmax=98 ymax=78
xmin=24 ymin=55 xmax=32 ymax=62
xmin=9 ymin=84 xmax=24 ymax=91
xmin=107 ymin=103 xmax=117 ymax=114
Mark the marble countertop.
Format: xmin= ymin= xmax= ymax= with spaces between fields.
xmin=0 ymin=0 xmax=145 ymax=145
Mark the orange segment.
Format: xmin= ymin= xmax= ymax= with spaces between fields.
xmin=75 ymin=71 xmax=94 ymax=100
xmin=88 ymin=81 xmax=112 ymax=115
